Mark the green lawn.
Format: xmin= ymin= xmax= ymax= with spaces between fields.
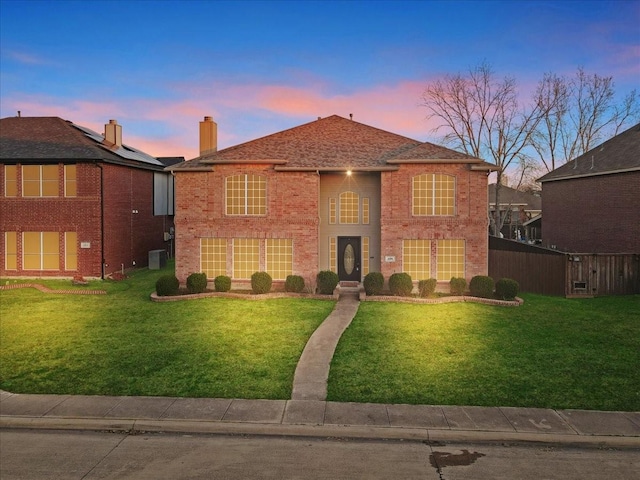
xmin=2 ymin=267 xmax=639 ymax=411
xmin=0 ymin=264 xmax=335 ymax=399
xmin=328 ymin=295 xmax=640 ymax=411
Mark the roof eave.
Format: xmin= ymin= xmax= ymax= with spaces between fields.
xmin=274 ymin=165 xmax=400 ymax=172
xmin=538 ymin=166 xmax=640 ymax=183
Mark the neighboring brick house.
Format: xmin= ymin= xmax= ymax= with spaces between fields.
xmin=488 ymin=184 xmax=542 ymax=242
xmin=168 ymin=115 xmax=495 ymax=289
xmin=538 ymin=122 xmax=640 ymax=253
xmin=0 ymin=116 xmax=178 ymax=279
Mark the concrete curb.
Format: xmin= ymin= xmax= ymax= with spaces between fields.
xmin=2 ymin=415 xmax=639 ymax=448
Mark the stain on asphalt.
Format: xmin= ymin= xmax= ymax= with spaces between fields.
xmin=430 ymin=449 xmax=486 ymax=468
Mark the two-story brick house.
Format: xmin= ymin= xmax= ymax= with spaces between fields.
xmin=538 ymin=122 xmax=640 ymax=254
xmin=168 ymin=115 xmax=495 ymax=289
xmin=0 ymin=116 xmax=178 ymax=279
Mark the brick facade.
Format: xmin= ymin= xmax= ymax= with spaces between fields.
xmin=174 ymin=165 xmax=319 ymax=286
xmin=380 ymin=164 xmax=489 ymax=282
xmin=542 ymin=171 xmax=640 ymax=253
xmin=0 ymin=162 xmax=174 ymax=278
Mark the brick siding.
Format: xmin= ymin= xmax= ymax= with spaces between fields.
xmin=542 ymin=171 xmax=640 ymax=253
xmin=0 ymin=162 xmax=174 ymax=278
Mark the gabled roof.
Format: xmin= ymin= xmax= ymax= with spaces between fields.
xmin=538 ymin=122 xmax=640 ymax=183
xmin=169 ymin=115 xmax=495 ymax=172
xmin=0 ymin=116 xmax=165 ymax=170
xmin=488 ymin=184 xmax=542 ymax=210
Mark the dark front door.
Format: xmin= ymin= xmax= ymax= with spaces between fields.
xmin=338 ymin=237 xmax=361 ymax=282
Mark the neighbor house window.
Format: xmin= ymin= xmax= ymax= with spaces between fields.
xmin=362 ymin=236 xmax=370 ymax=276
xmin=233 ymin=238 xmax=259 ymax=279
xmin=339 ymin=191 xmax=359 ymax=224
xmin=64 ymin=165 xmax=77 ymax=197
xmin=436 ymin=239 xmax=465 ymax=281
xmin=65 ymin=232 xmax=77 ymax=270
xmin=23 ymin=165 xmax=58 ymax=197
xmin=5 ymin=232 xmax=17 ymax=270
xmin=412 ymin=174 xmax=455 ymax=216
xmin=23 ymin=232 xmax=59 ymax=270
xmin=266 ymin=239 xmax=292 ymax=280
xmin=201 ymin=238 xmax=227 ymax=279
xmin=4 ymin=165 xmax=17 ymax=197
xmin=226 ymin=174 xmax=266 ymax=215
xmin=403 ymin=239 xmax=431 ymax=281
xmin=329 ymin=237 xmax=337 ymax=273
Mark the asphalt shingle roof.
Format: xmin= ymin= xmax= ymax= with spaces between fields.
xmin=538 ymin=122 xmax=640 ymax=182
xmin=0 ymin=116 xmax=164 ymax=170
xmin=170 ymin=115 xmax=494 ymax=171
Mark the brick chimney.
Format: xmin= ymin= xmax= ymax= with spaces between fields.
xmin=199 ymin=116 xmax=217 ymax=155
xmin=104 ymin=119 xmax=122 ymax=147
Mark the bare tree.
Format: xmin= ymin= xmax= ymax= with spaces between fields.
xmin=422 ymin=62 xmax=548 ymax=236
xmin=532 ymin=68 xmax=640 ymax=172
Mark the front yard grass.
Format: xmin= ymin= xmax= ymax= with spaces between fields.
xmin=328 ymin=295 xmax=640 ymax=411
xmin=0 ymin=264 xmax=335 ymax=399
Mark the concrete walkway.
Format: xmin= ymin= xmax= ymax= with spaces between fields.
xmin=291 ymin=289 xmax=360 ymax=401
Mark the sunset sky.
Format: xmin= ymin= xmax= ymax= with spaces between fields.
xmin=1 ymin=0 xmax=638 ymax=159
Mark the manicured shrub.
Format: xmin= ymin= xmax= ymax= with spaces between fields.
xmin=496 ymin=278 xmax=519 ymax=300
xmin=285 ymin=275 xmax=305 ymax=293
xmin=214 ymin=275 xmax=231 ymax=292
xmin=469 ymin=275 xmax=495 ymax=298
xmin=251 ymin=271 xmax=272 ymax=294
xmin=418 ymin=278 xmax=437 ymax=298
xmin=155 ymin=274 xmax=179 ymax=296
xmin=316 ymin=270 xmax=339 ymax=295
xmin=186 ymin=272 xmax=208 ymax=294
xmin=388 ymin=272 xmax=413 ymax=297
xmin=363 ymin=272 xmax=384 ymax=296
xmin=449 ymin=277 xmax=467 ymax=296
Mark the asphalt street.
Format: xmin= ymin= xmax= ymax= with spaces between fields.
xmin=1 ymin=428 xmax=639 ymax=480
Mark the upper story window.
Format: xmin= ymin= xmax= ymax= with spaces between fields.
xmin=226 ymin=174 xmax=266 ymax=216
xmin=23 ymin=165 xmax=58 ymax=197
xmin=339 ymin=191 xmax=359 ymax=224
xmin=64 ymin=165 xmax=77 ymax=197
xmin=4 ymin=165 xmax=17 ymax=197
xmin=412 ymin=173 xmax=455 ymax=216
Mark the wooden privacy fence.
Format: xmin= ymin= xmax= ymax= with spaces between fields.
xmin=488 ymin=236 xmax=640 ymax=296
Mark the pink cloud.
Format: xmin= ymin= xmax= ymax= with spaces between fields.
xmin=3 ymin=78 xmax=450 ymax=159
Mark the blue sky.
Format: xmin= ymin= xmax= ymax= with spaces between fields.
xmin=1 ymin=0 xmax=638 ymax=159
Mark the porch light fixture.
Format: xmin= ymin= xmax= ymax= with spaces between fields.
xmin=346 ymin=169 xmax=352 ymax=176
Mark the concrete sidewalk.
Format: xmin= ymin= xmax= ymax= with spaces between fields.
xmin=1 ymin=390 xmax=639 ymax=447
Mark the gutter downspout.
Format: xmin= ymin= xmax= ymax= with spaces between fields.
xmin=96 ymin=162 xmax=105 ymax=280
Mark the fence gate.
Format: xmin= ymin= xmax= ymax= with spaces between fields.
xmin=566 ymin=255 xmax=595 ymax=296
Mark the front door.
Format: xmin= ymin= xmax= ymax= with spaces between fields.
xmin=338 ymin=237 xmax=361 ymax=282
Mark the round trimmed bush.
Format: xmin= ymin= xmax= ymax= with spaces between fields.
xmin=388 ymin=272 xmax=413 ymax=297
xmin=285 ymin=275 xmax=305 ymax=293
xmin=449 ymin=277 xmax=467 ymax=296
xmin=251 ymin=271 xmax=272 ymax=294
xmin=186 ymin=272 xmax=208 ymax=294
xmin=214 ymin=275 xmax=231 ymax=292
xmin=418 ymin=278 xmax=437 ymax=298
xmin=496 ymin=278 xmax=519 ymax=300
xmin=155 ymin=274 xmax=179 ymax=296
xmin=469 ymin=275 xmax=495 ymax=298
xmin=363 ymin=272 xmax=384 ymax=296
xmin=316 ymin=270 xmax=339 ymax=295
